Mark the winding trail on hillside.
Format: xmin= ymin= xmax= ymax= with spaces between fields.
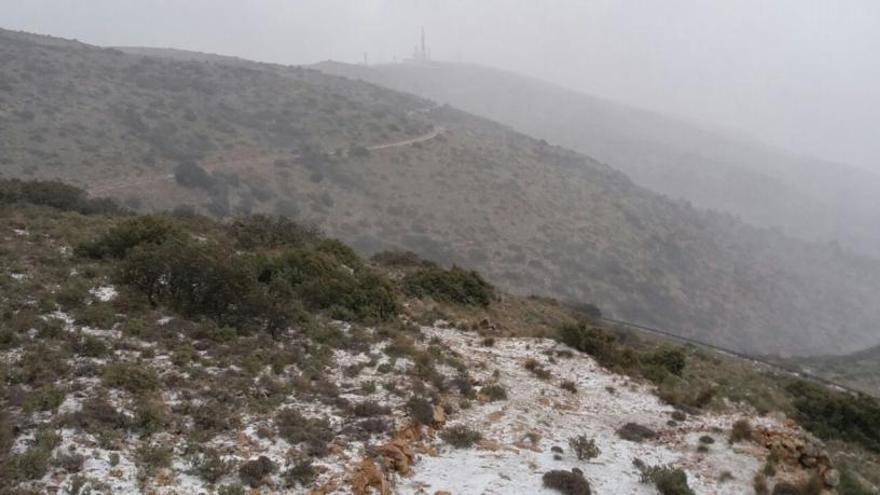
xmin=86 ymin=125 xmax=444 ymax=196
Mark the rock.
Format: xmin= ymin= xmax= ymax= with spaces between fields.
xmin=350 ymin=459 xmax=389 ymax=495
xmin=823 ymin=468 xmax=840 ymax=487
xmin=431 ymin=404 xmax=446 ymax=428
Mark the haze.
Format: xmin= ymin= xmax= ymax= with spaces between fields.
xmin=4 ymin=0 xmax=879 ymax=171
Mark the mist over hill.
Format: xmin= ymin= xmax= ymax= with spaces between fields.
xmin=315 ymin=61 xmax=880 ymax=259
xmin=3 ymin=28 xmax=880 ymax=356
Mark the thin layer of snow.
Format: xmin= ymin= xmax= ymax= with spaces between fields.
xmin=397 ymin=327 xmax=777 ymax=495
xmin=90 ymin=286 xmax=118 ymax=302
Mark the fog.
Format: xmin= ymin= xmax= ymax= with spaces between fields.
xmin=4 ymin=0 xmax=879 ymax=171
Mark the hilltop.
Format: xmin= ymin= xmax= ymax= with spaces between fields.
xmin=4 ymin=29 xmax=880 ymax=356
xmin=315 ymin=60 xmax=880 ymax=259
xmin=0 ymin=185 xmax=878 ymax=493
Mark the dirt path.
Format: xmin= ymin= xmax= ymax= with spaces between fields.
xmin=86 ymin=125 xmax=444 ymax=196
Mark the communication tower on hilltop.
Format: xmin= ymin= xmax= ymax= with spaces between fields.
xmin=409 ymin=27 xmax=430 ymax=63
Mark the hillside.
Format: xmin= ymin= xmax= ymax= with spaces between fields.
xmin=314 ymin=61 xmax=880 ymax=259
xmin=4 ymin=29 xmax=880 ymax=356
xmin=0 ymin=190 xmax=878 ymax=494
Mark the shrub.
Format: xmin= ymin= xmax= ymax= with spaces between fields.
xmin=542 ymin=469 xmax=591 ymax=495
xmin=229 ymin=215 xmax=320 ymax=249
xmin=352 ymin=400 xmax=391 ymax=418
xmin=275 ymin=409 xmax=333 ymax=457
xmin=283 ymin=460 xmax=316 ymax=488
xmin=568 ymin=435 xmax=600 ymax=460
xmin=617 ymin=423 xmax=656 ymax=443
xmin=193 ymin=449 xmax=232 ymax=484
xmin=639 ymin=464 xmax=695 ymax=495
xmin=440 ymin=425 xmax=482 ymax=448
xmin=0 ymin=179 xmax=121 ymax=215
xmin=102 ymin=362 xmax=159 ymax=394
xmin=76 ymin=216 xmax=179 ymax=259
xmin=239 ymin=456 xmax=274 ymax=488
xmin=729 ymin=419 xmax=752 ymax=443
xmin=645 ymin=348 xmax=687 ymax=376
xmin=136 ymin=442 xmax=173 ymax=475
xmin=174 ymin=161 xmax=214 ymax=189
xmin=698 ymin=435 xmax=714 ymax=444
xmin=23 ymin=385 xmax=65 ymax=412
xmin=481 ymin=384 xmax=508 ymax=401
xmin=524 ymin=358 xmax=552 ymax=379
xmin=557 ymin=323 xmax=637 ymax=371
xmin=754 ymin=474 xmax=770 ymax=495
xmin=560 ymin=380 xmax=578 ymax=394
xmin=405 ymin=396 xmax=435 ymax=425
xmin=785 ymin=379 xmax=880 ymax=453
xmin=402 ymin=266 xmax=494 ymax=306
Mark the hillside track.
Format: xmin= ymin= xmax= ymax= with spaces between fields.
xmin=86 ymin=126 xmax=444 ymax=196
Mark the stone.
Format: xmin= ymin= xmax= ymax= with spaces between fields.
xmin=823 ymin=468 xmax=840 ymax=487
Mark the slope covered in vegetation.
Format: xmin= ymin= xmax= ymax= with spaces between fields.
xmin=0 ymin=181 xmax=879 ymax=493
xmin=4 ymin=29 xmax=880 ymax=356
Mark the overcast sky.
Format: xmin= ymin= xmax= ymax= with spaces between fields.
xmin=5 ymin=0 xmax=879 ymax=170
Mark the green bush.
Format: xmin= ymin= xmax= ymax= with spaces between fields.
xmin=440 ymin=425 xmax=482 ymax=448
xmin=238 ymin=456 xmax=274 ymax=488
xmin=76 ymin=215 xmax=179 ymax=259
xmin=481 ymin=384 xmax=508 ymax=401
xmin=542 ymin=469 xmax=591 ymax=495
xmin=0 ymin=179 xmax=121 ymax=215
xmin=229 ymin=215 xmax=320 ymax=249
xmin=639 ymin=464 xmax=695 ymax=495
xmin=402 ymin=266 xmax=494 ymax=306
xmin=406 ymin=396 xmax=435 ymax=425
xmin=785 ymin=380 xmax=880 ymax=452
xmin=102 ymin=362 xmax=159 ymax=394
xmin=617 ymin=423 xmax=656 ymax=443
xmin=645 ymin=348 xmax=687 ymax=376
xmin=568 ymin=435 xmax=600 ymax=460
xmin=275 ymin=408 xmax=333 ymax=457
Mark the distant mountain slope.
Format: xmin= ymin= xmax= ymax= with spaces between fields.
xmin=3 ymin=29 xmax=880 ymax=355
xmin=314 ymin=61 xmax=880 ymax=258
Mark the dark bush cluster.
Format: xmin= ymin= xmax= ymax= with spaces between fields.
xmin=542 ymin=469 xmax=591 ymax=495
xmin=440 ymin=425 xmax=482 ymax=448
xmin=785 ymin=379 xmax=880 ymax=453
xmin=402 ymin=265 xmax=494 ymax=306
xmin=637 ymin=462 xmax=695 ymax=495
xmin=77 ymin=214 xmax=399 ymax=332
xmin=0 ymin=179 xmax=121 ymax=215
xmin=558 ymin=323 xmax=688 ymax=385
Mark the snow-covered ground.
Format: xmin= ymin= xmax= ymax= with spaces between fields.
xmin=5 ymin=315 xmax=803 ymax=494
xmin=395 ymin=325 xmax=785 ymax=495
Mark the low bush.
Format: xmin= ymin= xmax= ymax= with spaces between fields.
xmin=638 ymin=464 xmax=695 ymax=495
xmin=440 ymin=425 xmax=482 ymax=448
xmin=192 ymin=448 xmax=232 ymax=484
xmin=402 ymin=266 xmax=494 ymax=306
xmin=102 ymin=362 xmax=159 ymax=394
xmin=524 ymin=358 xmax=551 ymax=379
xmin=274 ymin=409 xmax=333 ymax=457
xmin=542 ymin=469 xmax=591 ymax=495
xmin=617 ymin=423 xmax=656 ymax=443
xmin=729 ymin=419 xmax=752 ymax=443
xmin=405 ymin=396 xmax=435 ymax=425
xmin=0 ymin=179 xmax=121 ymax=215
xmin=560 ymin=380 xmax=578 ymax=394
xmin=239 ymin=456 xmax=274 ymax=488
xmin=283 ymin=460 xmax=316 ymax=488
xmin=568 ymin=435 xmax=600 ymax=460
xmin=481 ymin=384 xmax=508 ymax=401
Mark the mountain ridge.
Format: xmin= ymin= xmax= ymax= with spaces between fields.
xmin=3 ymin=28 xmax=880 ymax=356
